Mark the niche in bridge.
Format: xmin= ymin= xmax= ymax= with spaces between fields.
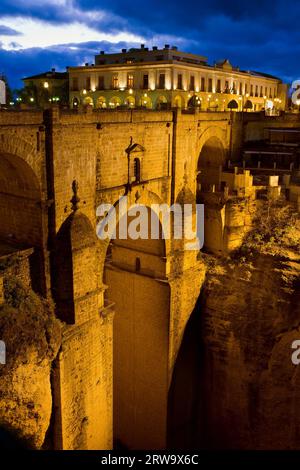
xmin=197 ymin=137 xmax=226 ymax=192
xmin=104 ymin=206 xmax=170 ymax=450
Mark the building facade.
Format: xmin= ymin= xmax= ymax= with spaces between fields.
xmin=21 ymin=69 xmax=69 ymax=107
xmin=69 ymin=45 xmax=288 ymax=112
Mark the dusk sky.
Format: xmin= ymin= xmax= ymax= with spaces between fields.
xmin=0 ymin=0 xmax=299 ymax=90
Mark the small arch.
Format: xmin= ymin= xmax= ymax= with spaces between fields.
xmin=109 ymin=96 xmax=121 ymax=108
xmin=227 ymin=99 xmax=238 ymax=110
xmin=72 ymin=97 xmax=79 ymax=108
xmin=188 ymin=95 xmax=201 ymax=108
xmin=140 ymin=96 xmax=152 ymax=109
xmin=83 ymin=96 xmax=94 ymax=107
xmin=173 ymin=95 xmax=182 ymax=108
xmin=244 ymin=99 xmax=253 ymax=111
xmin=97 ymin=96 xmax=107 ymax=108
xmin=156 ymin=95 xmax=168 ymax=110
xmin=125 ymin=96 xmax=135 ymax=108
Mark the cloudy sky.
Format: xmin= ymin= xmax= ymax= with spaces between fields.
xmin=0 ymin=0 xmax=299 ymax=89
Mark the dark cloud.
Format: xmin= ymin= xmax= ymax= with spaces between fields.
xmin=0 ymin=25 xmax=22 ymax=36
xmin=0 ymin=0 xmax=298 ymax=89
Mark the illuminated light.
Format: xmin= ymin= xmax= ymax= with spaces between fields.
xmin=44 ymin=81 xmax=49 ymax=89
xmin=208 ymin=94 xmax=211 ymax=98
xmin=143 ymin=101 xmax=147 ymax=104
xmin=238 ymin=96 xmax=242 ymax=100
xmin=296 ymin=99 xmax=300 ymax=106
xmin=91 ymin=87 xmax=96 ymax=92
xmin=246 ymin=93 xmax=249 ymax=98
xmin=30 ymin=97 xmax=34 ymax=102
xmin=129 ymin=89 xmax=133 ymax=94
xmin=264 ymin=95 xmax=267 ymax=99
xmin=144 ymin=93 xmax=147 ymax=97
xmin=9 ymin=101 xmax=14 ymax=106
xmin=119 ymin=87 xmax=125 ymax=91
xmin=49 ymin=99 xmax=52 ymax=102
xmin=83 ymin=89 xmax=87 ymax=95
xmin=216 ymin=98 xmax=219 ymax=102
xmin=188 ymin=94 xmax=191 ymax=98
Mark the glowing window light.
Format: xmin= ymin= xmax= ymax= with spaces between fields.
xmin=44 ymin=82 xmax=49 ymax=89
xmin=83 ymin=89 xmax=87 ymax=95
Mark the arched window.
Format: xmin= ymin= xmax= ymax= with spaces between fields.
xmin=134 ymin=158 xmax=141 ymax=183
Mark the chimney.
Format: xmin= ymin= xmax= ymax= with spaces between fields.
xmin=172 ymin=46 xmax=178 ymax=51
xmin=164 ymin=44 xmax=170 ymax=49
xmin=153 ymin=46 xmax=158 ymax=51
xmin=51 ymin=68 xmax=55 ymax=72
xmin=100 ymin=51 xmax=105 ymax=55
xmin=85 ymin=63 xmax=89 ymax=66
xmin=141 ymin=44 xmax=145 ymax=49
xmin=122 ymin=48 xmax=127 ymax=53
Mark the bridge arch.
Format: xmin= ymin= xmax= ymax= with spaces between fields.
xmin=196 ymin=128 xmax=227 ymax=192
xmin=101 ymin=190 xmax=171 ymax=449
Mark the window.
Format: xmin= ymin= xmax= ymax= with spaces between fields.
xmin=127 ymin=73 xmax=134 ymax=88
xmin=245 ymin=84 xmax=248 ymax=94
xmin=260 ymin=86 xmax=263 ymax=97
xmin=177 ymin=74 xmax=183 ymax=89
xmin=232 ymin=82 xmax=237 ymax=93
xmin=190 ymin=75 xmax=195 ymax=91
xmin=270 ymin=87 xmax=272 ymax=98
xmin=255 ymin=85 xmax=258 ymax=97
xmin=216 ymin=79 xmax=221 ymax=93
xmin=98 ymin=76 xmax=104 ymax=90
xmin=225 ymin=80 xmax=229 ymax=93
xmin=158 ymin=73 xmax=165 ymax=89
xmin=239 ymin=82 xmax=243 ymax=95
xmin=250 ymin=84 xmax=253 ymax=96
xmin=208 ymin=78 xmax=213 ymax=92
xmin=201 ymin=77 xmax=205 ymax=92
xmin=72 ymin=77 xmax=78 ymax=91
xmin=265 ymin=86 xmax=268 ymax=97
xmin=143 ymin=74 xmax=149 ymax=89
xmin=135 ymin=258 xmax=141 ymax=272
xmin=112 ymin=75 xmax=119 ymax=89
xmin=86 ymin=77 xmax=91 ymax=90
xmin=134 ymin=158 xmax=141 ymax=183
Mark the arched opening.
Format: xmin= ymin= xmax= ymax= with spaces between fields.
xmin=140 ymin=95 xmax=152 ymax=109
xmin=244 ymin=99 xmax=253 ymax=111
xmin=156 ymin=95 xmax=168 ymax=110
xmin=133 ymin=157 xmax=141 ymax=183
xmin=173 ymin=95 xmax=182 ymax=108
xmin=227 ymin=99 xmax=238 ymax=111
xmin=0 ymin=152 xmax=44 ymax=292
xmin=104 ymin=205 xmax=170 ymax=449
xmin=125 ymin=96 xmax=135 ymax=108
xmin=188 ymin=95 xmax=201 ymax=108
xmin=72 ymin=97 xmax=79 ymax=108
xmin=197 ymin=136 xmax=226 ymax=192
xmin=109 ymin=96 xmax=121 ymax=108
xmin=83 ymin=96 xmax=94 ymax=107
xmin=97 ymin=96 xmax=107 ymax=108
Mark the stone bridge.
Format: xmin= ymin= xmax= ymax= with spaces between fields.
xmin=1 ymin=107 xmax=295 ymax=449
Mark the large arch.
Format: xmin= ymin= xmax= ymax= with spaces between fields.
xmin=196 ymin=128 xmax=228 ymax=190
xmin=102 ymin=194 xmax=171 ymax=450
xmin=0 ymin=151 xmax=45 ymax=293
xmin=0 ymin=152 xmax=42 ymax=246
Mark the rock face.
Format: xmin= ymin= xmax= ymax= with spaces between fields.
xmin=198 ymin=252 xmax=300 ymax=449
xmin=0 ymin=277 xmax=61 ymax=448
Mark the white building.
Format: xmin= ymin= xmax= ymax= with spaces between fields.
xmin=69 ymin=45 xmax=288 ymax=112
